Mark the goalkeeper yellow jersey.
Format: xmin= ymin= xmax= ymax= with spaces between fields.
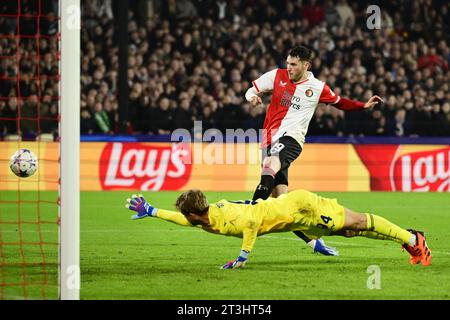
xmin=156 ymin=189 xmax=345 ymax=252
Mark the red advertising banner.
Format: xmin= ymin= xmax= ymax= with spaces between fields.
xmin=99 ymin=142 xmax=192 ymax=191
xmin=354 ymin=145 xmax=450 ymax=191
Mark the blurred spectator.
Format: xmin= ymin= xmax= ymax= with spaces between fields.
xmin=20 ymin=95 xmax=39 ymax=138
xmin=431 ymin=103 xmax=449 ymax=136
xmin=308 ymin=107 xmax=327 ymax=135
xmin=176 ymin=0 xmax=198 ymax=19
xmin=93 ymin=102 xmax=113 ymax=134
xmin=242 ymin=104 xmax=264 ymax=131
xmin=335 ymin=0 xmax=355 ymax=27
xmin=153 ymin=97 xmax=174 ymax=135
xmin=0 ymin=98 xmax=18 ymax=136
xmin=413 ymin=104 xmax=431 ymax=136
xmin=418 ymin=47 xmax=449 ymax=72
xmin=199 ymin=104 xmax=217 ymax=133
xmin=173 ymin=99 xmax=195 ymax=130
xmin=40 ymin=98 xmax=59 ymax=137
xmin=324 ymin=0 xmax=341 ymax=28
xmin=302 ymin=0 xmax=325 ymax=27
xmin=81 ymin=108 xmax=95 ymax=135
xmin=365 ymin=109 xmax=387 ymax=136
xmin=387 ymin=108 xmax=408 ymax=137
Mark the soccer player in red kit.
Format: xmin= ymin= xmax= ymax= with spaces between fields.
xmin=245 ymin=46 xmax=383 ymax=255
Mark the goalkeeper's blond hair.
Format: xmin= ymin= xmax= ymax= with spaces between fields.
xmin=175 ymin=189 xmax=209 ymax=216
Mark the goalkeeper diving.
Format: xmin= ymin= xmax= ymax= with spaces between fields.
xmin=125 ymin=189 xmax=432 ymax=269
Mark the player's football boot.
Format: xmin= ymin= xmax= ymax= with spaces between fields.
xmin=417 ymin=231 xmax=432 ymax=266
xmin=402 ymin=229 xmax=432 ymax=266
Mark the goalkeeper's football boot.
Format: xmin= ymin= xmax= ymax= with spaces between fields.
xmin=417 ymin=231 xmax=432 ymax=266
xmin=402 ymin=230 xmax=432 ymax=266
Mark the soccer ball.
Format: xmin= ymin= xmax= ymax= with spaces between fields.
xmin=9 ymin=149 xmax=38 ymax=178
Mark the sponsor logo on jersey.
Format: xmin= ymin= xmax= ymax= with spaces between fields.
xmin=289 ymin=95 xmax=302 ymax=110
xmin=280 ymin=91 xmax=293 ymax=107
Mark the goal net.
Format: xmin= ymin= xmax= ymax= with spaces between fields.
xmin=0 ymin=0 xmax=79 ymax=300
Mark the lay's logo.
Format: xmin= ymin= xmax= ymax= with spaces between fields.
xmin=392 ymin=148 xmax=450 ymax=192
xmin=354 ymin=145 xmax=450 ymax=192
xmin=99 ymin=143 xmax=192 ymax=191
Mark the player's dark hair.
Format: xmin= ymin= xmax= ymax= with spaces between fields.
xmin=288 ymin=46 xmax=313 ymax=62
xmin=175 ymin=189 xmax=209 ymax=216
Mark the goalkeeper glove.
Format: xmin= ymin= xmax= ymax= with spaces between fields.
xmin=221 ymin=250 xmax=249 ymax=269
xmin=308 ymin=238 xmax=339 ymax=256
xmin=125 ymin=194 xmax=158 ymax=219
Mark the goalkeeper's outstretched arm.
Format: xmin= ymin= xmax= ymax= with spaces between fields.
xmin=126 ymin=193 xmax=255 ymax=270
xmin=156 ymin=209 xmax=195 ymax=227
xmin=125 ymin=194 xmax=197 ymax=227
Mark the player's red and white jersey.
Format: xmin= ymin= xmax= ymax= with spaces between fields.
xmin=253 ymin=68 xmax=340 ymax=148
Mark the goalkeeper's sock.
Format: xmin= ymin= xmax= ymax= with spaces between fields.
xmin=357 ymin=231 xmax=404 ymax=243
xmin=252 ymin=167 xmax=276 ymax=201
xmin=293 ymin=231 xmax=312 ymax=243
xmin=363 ymin=213 xmax=414 ymax=245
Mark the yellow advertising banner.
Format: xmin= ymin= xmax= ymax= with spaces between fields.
xmin=1 ymin=142 xmax=448 ymax=192
xmin=0 ymin=141 xmax=59 ymax=191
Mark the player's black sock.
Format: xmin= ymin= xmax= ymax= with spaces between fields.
xmin=293 ymin=231 xmax=312 ymax=243
xmin=252 ymin=173 xmax=275 ymax=201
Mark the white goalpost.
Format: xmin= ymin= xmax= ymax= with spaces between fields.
xmin=59 ymin=0 xmax=80 ymax=300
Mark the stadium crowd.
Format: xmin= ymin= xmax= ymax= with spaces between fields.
xmin=0 ymin=0 xmax=59 ymax=139
xmin=1 ymin=0 xmax=450 ymax=139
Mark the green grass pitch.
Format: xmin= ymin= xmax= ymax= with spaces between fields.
xmin=81 ymin=191 xmax=450 ymax=300
xmin=1 ymin=191 xmax=450 ymax=299
xmin=0 ymin=191 xmax=59 ymax=300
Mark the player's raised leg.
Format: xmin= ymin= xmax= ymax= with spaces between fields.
xmin=342 ymin=208 xmax=432 ymax=266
